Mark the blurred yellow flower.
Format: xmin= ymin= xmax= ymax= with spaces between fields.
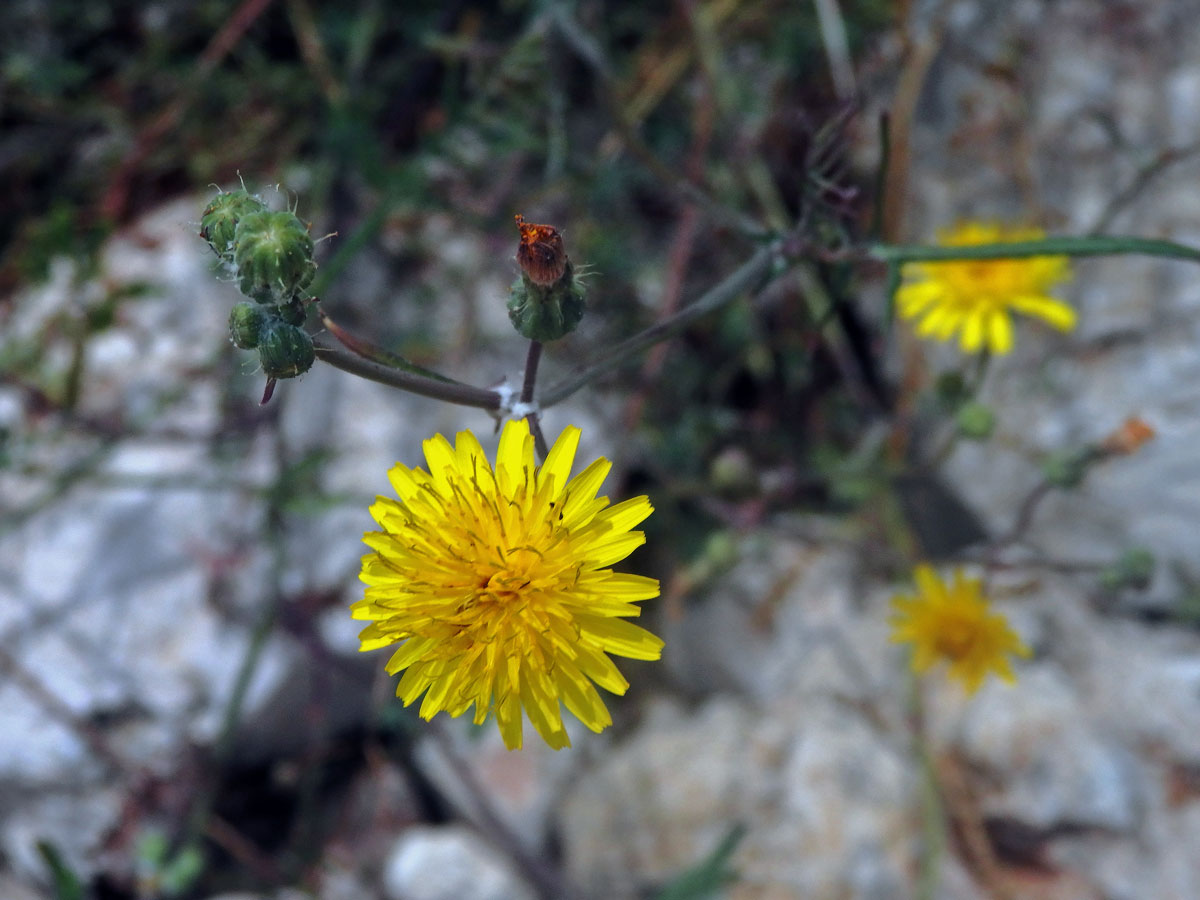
xmin=354 ymin=418 xmax=663 ymax=750
xmin=890 ymin=565 xmax=1031 ymax=694
xmin=897 ymin=222 xmax=1074 ymax=354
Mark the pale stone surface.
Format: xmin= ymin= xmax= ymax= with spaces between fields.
xmin=381 ymin=826 xmax=535 ymax=900
xmin=562 ymin=693 xmax=917 ymax=900
xmin=0 ymin=200 xmax=298 ymax=882
xmin=412 ymin=716 xmax=594 ymax=855
xmin=560 ymin=536 xmax=1200 ymax=899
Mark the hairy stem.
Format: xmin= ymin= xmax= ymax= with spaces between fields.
xmin=314 ymin=341 xmax=501 ymax=410
xmin=520 ymin=340 xmax=549 ymax=458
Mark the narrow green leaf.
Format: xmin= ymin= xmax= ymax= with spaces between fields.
xmin=654 ymin=824 xmax=747 ymax=900
xmin=871 ymin=235 xmax=1200 ymax=265
xmin=36 ymin=841 xmax=84 ymax=900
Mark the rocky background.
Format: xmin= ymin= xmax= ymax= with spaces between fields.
xmin=3 ymin=1 xmax=1200 ymax=899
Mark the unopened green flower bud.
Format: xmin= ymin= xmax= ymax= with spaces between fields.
xmin=200 ymin=190 xmax=266 ymax=262
xmin=702 ymin=530 xmax=740 ymax=572
xmin=507 ymin=261 xmax=586 ymax=342
xmin=258 ymin=321 xmax=315 ymax=379
xmin=709 ymin=446 xmax=758 ymax=498
xmin=233 ymin=210 xmax=316 ymax=304
xmin=228 ymin=302 xmax=274 ymax=349
xmin=956 ymin=401 xmax=995 ymax=440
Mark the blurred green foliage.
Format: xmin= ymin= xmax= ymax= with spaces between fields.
xmin=1 ymin=0 xmax=920 ymax=601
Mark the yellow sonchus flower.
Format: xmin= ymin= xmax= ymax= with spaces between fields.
xmin=897 ymin=222 xmax=1074 ymax=355
xmin=890 ymin=565 xmax=1031 ymax=695
xmin=354 ymin=419 xmax=663 ymax=750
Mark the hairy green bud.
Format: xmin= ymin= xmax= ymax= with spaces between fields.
xmin=258 ymin=321 xmax=315 ymax=379
xmin=233 ymin=210 xmax=316 ymax=304
xmin=1042 ymin=446 xmax=1099 ymax=489
xmin=228 ymin=302 xmax=275 ymax=349
xmin=955 ymin=401 xmax=996 ymax=440
xmin=1100 ymin=547 xmax=1155 ymax=591
xmin=507 ymin=260 xmax=586 ymax=342
xmin=708 ymin=446 xmax=758 ymax=498
xmin=200 ymin=190 xmax=266 ymax=262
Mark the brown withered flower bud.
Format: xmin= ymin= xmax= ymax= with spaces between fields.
xmin=1100 ymin=416 xmax=1155 ymax=456
xmin=515 ymin=214 xmax=568 ymax=286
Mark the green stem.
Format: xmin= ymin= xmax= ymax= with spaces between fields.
xmin=521 ymin=340 xmax=549 ymax=459
xmin=907 ymin=671 xmax=944 ymax=900
xmin=871 ymin=235 xmax=1200 ymax=265
xmin=520 ymin=340 xmax=543 ymax=405
xmin=923 ymin=352 xmax=993 ymax=470
xmin=182 ymin=594 xmax=277 ymax=851
xmin=319 ymin=307 xmax=462 ymax=384
xmin=313 ymin=341 xmax=501 ymax=410
xmin=916 ymin=739 xmax=946 ymax=900
xmin=180 ymin=423 xmax=293 ymax=858
xmin=540 ymin=241 xmax=784 ymax=408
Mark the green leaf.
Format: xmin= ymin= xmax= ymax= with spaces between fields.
xmin=36 ymin=841 xmax=84 ymax=900
xmin=161 ymin=846 xmax=206 ymax=895
xmin=654 ymin=824 xmax=747 ymax=900
xmin=871 ymin=235 xmax=1200 ymax=265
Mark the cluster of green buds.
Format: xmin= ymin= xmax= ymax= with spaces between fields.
xmin=200 ymin=190 xmax=317 ymax=384
xmin=508 ymin=214 xmax=586 ymax=341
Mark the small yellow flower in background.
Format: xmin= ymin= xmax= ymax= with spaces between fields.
xmin=890 ymin=565 xmax=1031 ymax=695
xmin=354 ymin=418 xmax=663 ymax=750
xmin=897 ymin=221 xmax=1074 ymax=355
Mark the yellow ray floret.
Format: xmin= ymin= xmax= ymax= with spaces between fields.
xmin=354 ymin=418 xmax=663 ymax=750
xmin=889 ymin=564 xmax=1031 ymax=695
xmin=897 ymin=222 xmax=1074 ymax=355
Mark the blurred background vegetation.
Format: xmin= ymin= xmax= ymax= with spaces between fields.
xmin=0 ymin=1 xmax=943 ymax=897
xmin=3 ymin=0 xmax=924 ymax=574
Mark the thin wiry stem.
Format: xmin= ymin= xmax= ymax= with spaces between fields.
xmin=540 ymin=241 xmax=785 ymax=408
xmin=427 ymin=721 xmax=578 ymax=900
xmin=1088 ymin=141 xmax=1200 ymax=234
xmin=812 ymin=0 xmax=856 ymax=100
xmin=907 ymin=672 xmax=945 ymax=900
xmin=181 ymin=415 xmax=290 ymax=858
xmin=319 ymin=306 xmax=463 ymax=384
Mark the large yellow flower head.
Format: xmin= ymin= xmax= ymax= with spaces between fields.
xmin=354 ymin=418 xmax=663 ymax=750
xmin=889 ymin=565 xmax=1031 ymax=695
xmin=897 ymin=222 xmax=1074 ymax=355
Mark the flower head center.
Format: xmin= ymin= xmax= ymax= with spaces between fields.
xmin=941 ymin=259 xmax=1025 ymax=304
xmin=481 ymin=569 xmax=532 ymax=603
xmin=931 ymin=611 xmax=980 ymax=660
